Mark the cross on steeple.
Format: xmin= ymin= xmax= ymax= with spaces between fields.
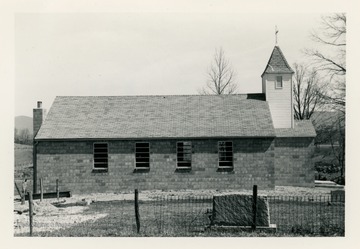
xmin=275 ymin=25 xmax=279 ymax=45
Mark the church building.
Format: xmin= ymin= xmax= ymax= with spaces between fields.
xmin=32 ymin=45 xmax=316 ymax=194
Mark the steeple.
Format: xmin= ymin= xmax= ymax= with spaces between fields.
xmin=261 ymin=45 xmax=294 ymax=129
xmin=261 ymin=46 xmax=294 ymax=77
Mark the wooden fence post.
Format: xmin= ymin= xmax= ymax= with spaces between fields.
xmin=28 ymin=191 xmax=33 ymax=236
xmin=56 ymin=179 xmax=59 ymax=201
xmin=135 ymin=189 xmax=140 ymax=233
xmin=40 ymin=178 xmax=43 ymax=202
xmin=21 ymin=179 xmax=27 ymax=205
xmin=15 ymin=182 xmax=21 ymax=196
xmin=252 ymin=185 xmax=258 ymax=231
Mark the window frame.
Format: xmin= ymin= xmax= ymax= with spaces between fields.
xmin=93 ymin=142 xmax=109 ymax=170
xmin=176 ymin=141 xmax=192 ymax=169
xmin=275 ymin=75 xmax=283 ymax=89
xmin=135 ymin=142 xmax=150 ymax=169
xmin=218 ymin=141 xmax=233 ymax=169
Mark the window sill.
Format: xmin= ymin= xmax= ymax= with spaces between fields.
xmin=217 ymin=168 xmax=234 ymax=173
xmin=175 ymin=168 xmax=192 ymax=173
xmin=91 ymin=169 xmax=108 ymax=175
xmin=133 ymin=168 xmax=150 ymax=173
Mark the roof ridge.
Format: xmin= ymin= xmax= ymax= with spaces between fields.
xmin=55 ymin=93 xmax=263 ymax=98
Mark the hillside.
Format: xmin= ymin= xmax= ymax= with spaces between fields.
xmin=15 ymin=116 xmax=33 ymax=133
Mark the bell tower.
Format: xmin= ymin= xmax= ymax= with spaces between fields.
xmin=261 ymin=45 xmax=294 ymax=128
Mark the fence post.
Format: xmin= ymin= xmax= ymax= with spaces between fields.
xmin=28 ymin=190 xmax=33 ymax=236
xmin=252 ymin=185 xmax=258 ymax=231
xmin=135 ymin=189 xmax=140 ymax=233
xmin=21 ymin=179 xmax=27 ymax=205
xmin=56 ymin=179 xmax=59 ymax=201
xmin=15 ymin=182 xmax=22 ymax=197
xmin=40 ymin=178 xmax=43 ymax=202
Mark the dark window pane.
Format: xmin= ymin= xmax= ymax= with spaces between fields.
xmin=136 ymin=162 xmax=149 ymax=168
xmin=93 ymin=143 xmax=108 ymax=169
xmin=136 ymin=157 xmax=150 ymax=163
xmin=135 ymin=143 xmax=150 ymax=168
xmin=177 ymin=162 xmax=191 ymax=168
xmin=219 ymin=161 xmax=233 ymax=167
xmin=218 ymin=141 xmax=233 ymax=168
xmin=177 ymin=141 xmax=192 ymax=168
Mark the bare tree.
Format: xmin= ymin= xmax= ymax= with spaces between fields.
xmin=18 ymin=128 xmax=32 ymax=145
xmin=305 ymin=13 xmax=346 ymax=79
xmin=200 ymin=48 xmax=238 ymax=95
xmin=305 ymin=13 xmax=346 ymax=113
xmin=314 ymin=112 xmax=345 ymax=184
xmin=293 ymin=63 xmax=326 ymax=120
xmin=329 ymin=113 xmax=345 ymax=183
xmin=306 ymin=13 xmax=346 ymax=184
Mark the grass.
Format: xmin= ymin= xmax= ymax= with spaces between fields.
xmin=22 ymin=196 xmax=344 ymax=237
xmin=268 ymin=197 xmax=345 ymax=236
xmin=14 ymin=143 xmax=33 ymax=167
xmin=14 ymin=143 xmax=33 ymax=179
xmin=14 ymin=143 xmax=33 ymax=195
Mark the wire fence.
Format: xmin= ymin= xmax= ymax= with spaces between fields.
xmin=14 ymin=191 xmax=345 ymax=237
xmin=150 ymin=194 xmax=344 ymax=236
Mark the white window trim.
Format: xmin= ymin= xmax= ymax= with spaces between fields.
xmin=135 ymin=142 xmax=150 ymax=169
xmin=218 ymin=141 xmax=234 ymax=169
xmin=176 ymin=141 xmax=192 ymax=169
xmin=93 ymin=142 xmax=109 ymax=170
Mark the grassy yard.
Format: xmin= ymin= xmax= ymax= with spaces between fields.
xmin=16 ymin=194 xmax=344 ymax=237
xmin=14 ymin=143 xmax=33 ymax=195
xmin=14 ymin=143 xmax=33 ymax=178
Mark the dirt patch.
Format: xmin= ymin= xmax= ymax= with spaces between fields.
xmin=14 ymin=198 xmax=107 ymax=235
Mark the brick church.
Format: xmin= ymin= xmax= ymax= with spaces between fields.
xmin=32 ymin=45 xmax=316 ymax=194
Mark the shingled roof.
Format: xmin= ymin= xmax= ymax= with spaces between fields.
xmin=275 ymin=120 xmax=317 ymax=137
xmin=261 ymin=46 xmax=294 ymax=76
xmin=35 ymin=94 xmax=276 ymax=140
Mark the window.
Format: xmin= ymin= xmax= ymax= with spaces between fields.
xmin=276 ymin=76 xmax=283 ymax=89
xmin=93 ymin=143 xmax=108 ymax=169
xmin=135 ymin=142 xmax=150 ymax=168
xmin=218 ymin=141 xmax=233 ymax=168
xmin=177 ymin=141 xmax=192 ymax=168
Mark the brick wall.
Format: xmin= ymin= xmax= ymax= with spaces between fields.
xmin=274 ymin=137 xmax=315 ymax=187
xmin=35 ymin=138 xmax=275 ymax=194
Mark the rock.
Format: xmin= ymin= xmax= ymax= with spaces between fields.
xmin=212 ymin=194 xmax=270 ymax=227
xmin=14 ymin=210 xmax=25 ymax=214
xmin=76 ymin=199 xmax=91 ymax=206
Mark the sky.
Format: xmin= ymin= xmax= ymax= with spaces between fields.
xmin=15 ymin=12 xmax=324 ymax=117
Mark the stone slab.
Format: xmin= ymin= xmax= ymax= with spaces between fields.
xmin=212 ymin=194 xmax=270 ymax=226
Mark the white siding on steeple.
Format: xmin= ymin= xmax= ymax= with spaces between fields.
xmin=265 ymin=74 xmax=293 ymax=128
